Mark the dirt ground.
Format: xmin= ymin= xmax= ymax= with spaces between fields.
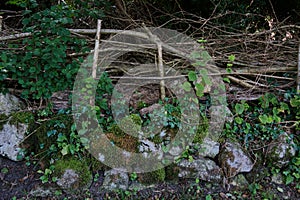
xmin=1 ymin=155 xmax=300 ymax=200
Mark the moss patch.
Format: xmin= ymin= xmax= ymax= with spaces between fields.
xmin=109 ymin=114 xmax=142 ymax=136
xmin=193 ymin=116 xmax=208 ymax=144
xmin=106 ymin=132 xmax=139 ymax=152
xmin=138 ymin=168 xmax=166 ymax=184
xmin=165 ymin=163 xmax=180 ymax=181
xmin=10 ymin=111 xmax=34 ymax=125
xmin=0 ymin=113 xmax=8 ymax=130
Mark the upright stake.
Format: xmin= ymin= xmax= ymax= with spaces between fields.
xmin=91 ymin=19 xmax=102 ymax=105
xmin=297 ymin=44 xmax=300 ymax=94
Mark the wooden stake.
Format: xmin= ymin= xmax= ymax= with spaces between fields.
xmin=297 ymin=44 xmax=300 ymax=94
xmin=90 ymin=19 xmax=102 ymax=105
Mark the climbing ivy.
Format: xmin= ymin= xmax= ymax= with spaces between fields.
xmin=0 ymin=1 xmax=110 ymax=99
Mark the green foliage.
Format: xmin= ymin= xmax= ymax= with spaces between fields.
xmin=0 ymin=0 xmax=110 ymax=99
xmin=222 ymin=93 xmax=290 ymax=144
xmin=0 ymin=4 xmax=88 ymax=99
xmin=224 ymin=92 xmax=300 ymax=187
xmin=38 ymin=164 xmax=56 ymax=183
xmin=95 ymin=72 xmax=114 ymax=131
xmin=290 ymin=95 xmax=300 ymax=129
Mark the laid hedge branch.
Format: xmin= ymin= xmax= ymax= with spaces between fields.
xmin=1 ymin=21 xmax=298 ymax=93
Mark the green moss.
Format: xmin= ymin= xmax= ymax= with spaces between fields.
xmin=0 ymin=113 xmax=8 ymax=130
xmin=165 ymin=163 xmax=180 ymax=181
xmin=0 ymin=112 xmax=34 ymax=131
xmin=150 ymin=134 xmax=163 ymax=144
xmin=193 ymin=116 xmax=208 ymax=144
xmin=86 ymin=155 xmax=108 ymax=172
xmin=53 ymin=157 xmax=92 ymax=189
xmin=109 ymin=114 xmax=142 ymax=136
xmin=10 ymin=111 xmax=34 ymax=126
xmin=138 ymin=168 xmax=166 ymax=184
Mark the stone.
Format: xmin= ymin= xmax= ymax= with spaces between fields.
xmin=0 ymin=122 xmax=27 ymax=161
xmin=271 ymin=173 xmax=284 ymax=184
xmin=208 ymin=106 xmax=232 ymax=141
xmin=218 ymin=141 xmax=253 ymax=178
xmin=197 ymin=137 xmax=220 ymax=158
xmin=56 ymin=169 xmax=79 ymax=189
xmin=0 ymin=93 xmax=23 ymax=115
xmin=0 ymin=94 xmax=30 ymax=161
xmin=102 ymin=169 xmax=129 ymax=190
xmin=177 ymin=157 xmax=222 ymax=182
xmin=267 ymin=133 xmax=296 ymax=168
xmin=29 ymin=186 xmax=56 ymax=198
xmin=230 ymin=174 xmax=249 ymax=189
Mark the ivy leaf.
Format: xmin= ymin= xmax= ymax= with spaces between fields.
xmin=1 ymin=53 xmax=7 ymax=63
xmin=235 ymin=103 xmax=244 ymax=115
xmin=235 ymin=117 xmax=243 ymax=124
xmin=61 ymin=145 xmax=69 ymax=156
xmin=285 ymin=174 xmax=294 ymax=185
xmin=190 ymin=51 xmax=201 ymax=59
xmin=259 ymin=114 xmax=268 ymax=124
xmin=290 ymin=97 xmax=300 ymax=107
xmin=182 ymin=82 xmax=192 ymax=92
xmin=200 ymin=69 xmax=211 ymax=85
xmin=195 ymin=83 xmax=204 ymax=97
xmin=188 ymin=71 xmax=197 ymax=82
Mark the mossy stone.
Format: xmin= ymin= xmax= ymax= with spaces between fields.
xmin=53 ymin=157 xmax=92 ymax=190
xmin=138 ymin=168 xmax=166 ymax=184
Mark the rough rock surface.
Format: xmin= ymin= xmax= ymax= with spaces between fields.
xmin=177 ymin=157 xmax=222 ymax=182
xmin=56 ymin=169 xmax=80 ymax=189
xmin=218 ymin=141 xmax=253 ymax=178
xmin=0 ymin=93 xmax=27 ymax=161
xmin=102 ymin=169 xmax=129 ymax=190
xmin=0 ymin=93 xmax=23 ymax=115
xmin=267 ymin=133 xmax=296 ymax=168
xmin=197 ymin=137 xmax=220 ymax=158
xmin=0 ymin=123 xmax=27 ymax=161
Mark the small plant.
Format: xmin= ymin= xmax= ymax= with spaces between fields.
xmin=37 ymin=165 xmax=56 ymax=184
xmin=130 ymin=172 xmax=138 ymax=181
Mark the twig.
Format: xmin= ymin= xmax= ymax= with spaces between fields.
xmin=226 ymin=75 xmax=254 ymax=88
